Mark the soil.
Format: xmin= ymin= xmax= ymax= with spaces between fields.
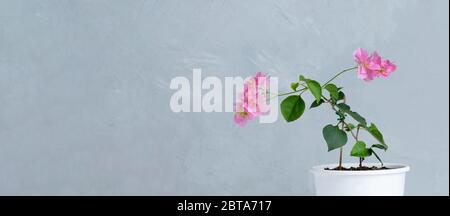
xmin=325 ymin=166 xmax=390 ymax=171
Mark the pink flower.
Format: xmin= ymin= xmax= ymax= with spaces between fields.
xmin=353 ymin=48 xmax=397 ymax=81
xmin=234 ymin=72 xmax=270 ymax=127
xmin=370 ymin=52 xmax=397 ymax=78
xmin=353 ymin=48 xmax=380 ymax=81
xmin=234 ymin=102 xmax=255 ymax=128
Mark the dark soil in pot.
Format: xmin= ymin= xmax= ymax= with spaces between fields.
xmin=325 ymin=166 xmax=390 ymax=171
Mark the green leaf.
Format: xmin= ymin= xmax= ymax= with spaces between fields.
xmin=322 ymin=124 xmax=348 ymax=152
xmin=338 ymin=91 xmax=346 ymax=101
xmin=280 ymin=95 xmax=306 ymax=122
xmin=345 ymin=123 xmax=356 ymax=131
xmin=299 ymin=75 xmax=306 ymax=82
xmin=350 ymin=141 xmax=372 ymax=157
xmin=371 ymin=144 xmax=388 ymax=151
xmin=291 ymin=82 xmax=299 ymax=91
xmin=305 ymin=79 xmax=322 ymax=103
xmin=336 ymin=103 xmax=367 ymax=126
xmin=324 ymin=84 xmax=339 ymax=101
xmin=335 ymin=103 xmax=350 ymax=111
xmin=370 ymin=149 xmax=384 ymax=166
xmin=310 ymin=99 xmax=324 ymax=109
xmin=367 ymin=123 xmax=387 ymax=147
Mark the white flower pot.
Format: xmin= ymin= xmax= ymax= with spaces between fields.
xmin=311 ymin=163 xmax=410 ymax=196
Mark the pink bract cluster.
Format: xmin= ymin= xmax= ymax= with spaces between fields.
xmin=234 ymin=72 xmax=270 ymax=127
xmin=353 ymin=48 xmax=397 ymax=81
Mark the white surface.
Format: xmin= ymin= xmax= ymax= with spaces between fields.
xmin=311 ymin=163 xmax=410 ymax=196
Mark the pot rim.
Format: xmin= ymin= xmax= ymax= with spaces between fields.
xmin=311 ymin=163 xmax=410 ymax=176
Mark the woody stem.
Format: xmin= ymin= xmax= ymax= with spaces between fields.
xmin=322 ymin=66 xmax=358 ymax=87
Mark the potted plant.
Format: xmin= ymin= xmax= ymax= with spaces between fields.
xmin=234 ymin=48 xmax=410 ymax=196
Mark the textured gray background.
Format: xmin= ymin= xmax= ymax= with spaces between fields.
xmin=0 ymin=0 xmax=448 ymax=195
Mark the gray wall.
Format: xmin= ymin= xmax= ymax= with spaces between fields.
xmin=0 ymin=0 xmax=448 ymax=195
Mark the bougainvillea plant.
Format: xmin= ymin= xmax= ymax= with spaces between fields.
xmin=234 ymin=48 xmax=397 ymax=170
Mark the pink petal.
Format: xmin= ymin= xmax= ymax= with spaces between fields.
xmin=233 ymin=111 xmax=255 ymax=127
xmin=368 ymin=60 xmax=381 ymax=71
xmin=357 ymin=66 xmax=375 ymax=82
xmin=234 ymin=113 xmax=247 ymax=127
xmin=357 ymin=66 xmax=368 ymax=80
xmin=353 ymin=48 xmax=369 ymax=63
xmin=370 ymin=51 xmax=382 ymax=65
xmin=380 ymin=60 xmax=397 ymax=78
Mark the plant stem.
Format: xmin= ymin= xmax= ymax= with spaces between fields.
xmin=356 ymin=125 xmax=360 ymax=141
xmin=325 ymin=95 xmax=365 ymax=169
xmin=338 ymin=121 xmax=345 ymax=170
xmin=345 ymin=96 xmax=363 ymax=168
xmin=272 ymin=87 xmax=307 ymax=99
xmin=322 ymin=66 xmax=358 ymax=87
xmin=273 ymin=66 xmax=357 ymax=100
xmin=355 ymin=125 xmax=364 ymax=168
xmin=342 ymin=121 xmax=358 ymax=140
xmin=324 ymin=97 xmax=359 ymax=140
